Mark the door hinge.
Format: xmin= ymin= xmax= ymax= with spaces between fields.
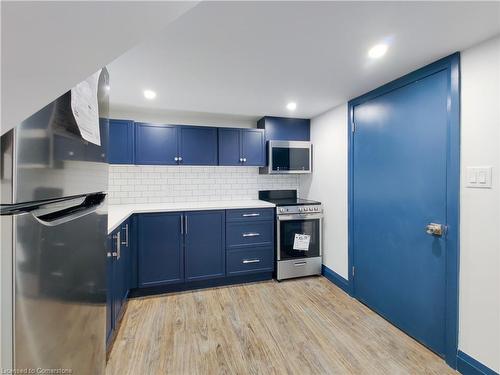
xmin=352 ymin=266 xmax=355 ymax=277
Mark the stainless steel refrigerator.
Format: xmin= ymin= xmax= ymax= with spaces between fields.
xmin=1 ymin=69 xmax=109 ymax=374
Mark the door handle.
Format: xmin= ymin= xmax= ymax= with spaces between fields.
xmin=426 ymin=223 xmax=444 ymax=236
xmin=242 ymin=213 xmax=260 ymax=217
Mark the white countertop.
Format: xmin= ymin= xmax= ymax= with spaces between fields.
xmin=108 ymin=200 xmax=275 ymax=233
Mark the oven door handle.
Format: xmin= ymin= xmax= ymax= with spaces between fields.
xmin=277 ymin=213 xmax=323 ymax=221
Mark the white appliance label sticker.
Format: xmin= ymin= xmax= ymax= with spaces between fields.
xmin=71 ymin=69 xmax=101 ymax=145
xmin=293 ymin=234 xmax=310 ymax=251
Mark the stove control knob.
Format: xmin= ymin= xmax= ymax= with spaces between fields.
xmin=279 ymin=208 xmax=284 ymax=213
xmin=299 ymin=207 xmax=303 ymax=212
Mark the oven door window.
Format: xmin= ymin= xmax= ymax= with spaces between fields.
xmin=279 ymin=218 xmax=320 ymax=260
xmin=272 ymin=147 xmax=310 ymax=172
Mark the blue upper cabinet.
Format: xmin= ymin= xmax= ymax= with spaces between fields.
xmin=218 ymin=127 xmax=265 ymax=166
xmin=218 ymin=128 xmax=241 ymax=166
xmin=109 ymin=119 xmax=134 ymax=164
xmin=184 ymin=210 xmax=225 ymax=281
xmin=178 ymin=126 xmax=218 ymax=165
xmin=135 ymin=123 xmax=178 ymax=165
xmin=241 ymin=129 xmax=265 ymax=166
xmin=257 ymin=116 xmax=310 ymax=141
xmin=137 ymin=213 xmax=184 ymax=287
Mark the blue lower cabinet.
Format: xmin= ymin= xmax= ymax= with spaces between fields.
xmin=185 ymin=211 xmax=225 ymax=281
xmin=132 ymin=209 xmax=274 ymax=296
xmin=227 ymin=247 xmax=274 ymax=276
xmin=106 ymin=223 xmax=130 ymax=349
xmin=105 ymin=238 xmax=113 ymax=347
xmin=137 ymin=213 xmax=184 ymax=287
xmin=226 ymin=221 xmax=273 ymax=248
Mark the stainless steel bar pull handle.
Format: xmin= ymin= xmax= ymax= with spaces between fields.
xmin=242 ymin=232 xmax=260 ymax=237
xmin=242 ymin=259 xmax=261 ymax=264
xmin=242 ymin=213 xmax=260 ymax=217
xmin=180 ymin=215 xmax=184 ymax=234
xmin=294 ymin=261 xmax=307 ymax=267
xmin=185 ymin=216 xmax=188 ymax=234
xmin=113 ymin=231 xmax=121 ymax=260
xmin=426 ymin=223 xmax=444 ymax=236
xmin=121 ymin=224 xmax=129 ymax=246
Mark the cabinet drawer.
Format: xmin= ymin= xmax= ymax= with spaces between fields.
xmin=227 ymin=247 xmax=274 ymax=276
xmin=226 ymin=221 xmax=273 ymax=248
xmin=226 ymin=208 xmax=274 ymax=222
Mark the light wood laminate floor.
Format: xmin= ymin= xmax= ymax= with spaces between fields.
xmin=107 ymin=277 xmax=456 ymax=375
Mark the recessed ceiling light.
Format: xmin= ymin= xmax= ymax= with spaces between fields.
xmin=143 ymin=89 xmax=156 ymax=100
xmin=286 ymin=102 xmax=297 ymax=111
xmin=368 ymin=44 xmax=388 ymax=59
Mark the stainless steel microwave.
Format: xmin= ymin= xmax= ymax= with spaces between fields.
xmin=260 ymin=140 xmax=312 ymax=174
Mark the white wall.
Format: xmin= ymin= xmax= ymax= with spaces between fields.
xmin=301 ymin=36 xmax=500 ymax=371
xmin=300 ymin=104 xmax=349 ymax=279
xmin=459 ymin=35 xmax=500 ymax=372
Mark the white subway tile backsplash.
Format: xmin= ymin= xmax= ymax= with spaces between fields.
xmin=108 ymin=165 xmax=299 ymax=204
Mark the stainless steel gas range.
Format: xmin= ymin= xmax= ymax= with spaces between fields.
xmin=259 ymin=190 xmax=323 ymax=280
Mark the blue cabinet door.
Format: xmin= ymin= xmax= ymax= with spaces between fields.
xmin=105 ymin=234 xmax=113 ymax=348
xmin=218 ymin=128 xmax=241 ymax=166
xmin=109 ymin=119 xmax=134 ymax=164
xmin=257 ymin=116 xmax=310 ymax=141
xmin=241 ymin=129 xmax=265 ymax=166
xmin=137 ymin=213 xmax=184 ymax=286
xmin=178 ymin=126 xmax=218 ymax=165
xmin=111 ymin=229 xmax=126 ymax=330
xmin=184 ymin=210 xmax=225 ymax=281
xmin=135 ymin=123 xmax=178 ymax=165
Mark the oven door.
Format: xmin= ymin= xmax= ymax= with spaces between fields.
xmin=269 ymin=140 xmax=311 ymax=174
xmin=277 ymin=214 xmax=322 ymax=260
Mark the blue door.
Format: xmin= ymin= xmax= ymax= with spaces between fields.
xmin=137 ymin=213 xmax=184 ymax=286
xmin=135 ymin=123 xmax=178 ymax=165
xmin=184 ymin=210 xmax=225 ymax=281
xmin=352 ymin=70 xmax=449 ymax=355
xmin=178 ymin=126 xmax=218 ymax=165
xmin=218 ymin=128 xmax=241 ymax=165
xmin=109 ymin=119 xmax=134 ymax=164
xmin=241 ymin=129 xmax=265 ymax=166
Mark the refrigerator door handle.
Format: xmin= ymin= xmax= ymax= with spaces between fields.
xmin=31 ymin=193 xmax=106 ymax=227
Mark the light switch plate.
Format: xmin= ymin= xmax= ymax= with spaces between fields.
xmin=466 ymin=167 xmax=492 ymax=188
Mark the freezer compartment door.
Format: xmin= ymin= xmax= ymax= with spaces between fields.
xmin=13 ymin=195 xmax=107 ymax=373
xmin=12 ymin=69 xmax=109 ymax=203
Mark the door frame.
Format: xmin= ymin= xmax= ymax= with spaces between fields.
xmin=347 ymin=53 xmax=460 ymax=368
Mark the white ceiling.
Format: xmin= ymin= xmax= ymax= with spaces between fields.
xmin=1 ymin=1 xmax=198 ymax=135
xmin=108 ymin=1 xmax=500 ymax=120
